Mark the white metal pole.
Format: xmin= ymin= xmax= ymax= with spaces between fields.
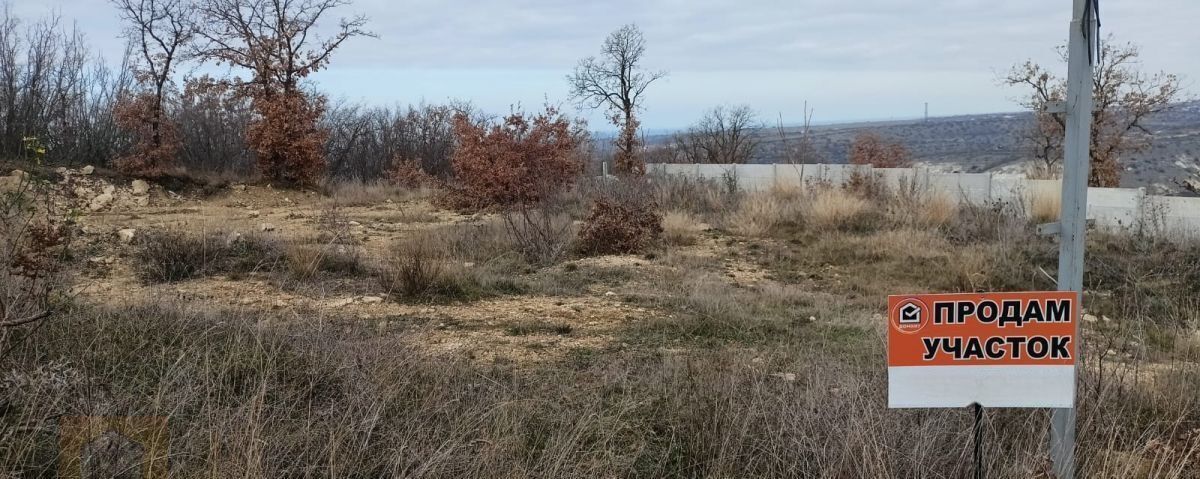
xmin=1051 ymin=0 xmax=1097 ymax=477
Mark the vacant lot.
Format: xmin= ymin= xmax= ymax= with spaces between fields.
xmin=2 ymin=167 xmax=1198 ymax=477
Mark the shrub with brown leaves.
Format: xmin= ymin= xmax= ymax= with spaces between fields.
xmin=848 ymin=131 xmax=912 ymax=168
xmin=388 ymin=157 xmax=437 ymax=188
xmin=113 ymin=91 xmax=181 ymax=177
xmin=577 ymin=196 xmax=663 ymax=255
xmin=1 ymin=179 xmax=71 ymax=329
xmin=246 ymin=89 xmax=329 ymax=186
xmin=449 ymin=105 xmax=585 ymax=209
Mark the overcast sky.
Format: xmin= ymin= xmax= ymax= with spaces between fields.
xmin=11 ymin=0 xmax=1200 ymax=130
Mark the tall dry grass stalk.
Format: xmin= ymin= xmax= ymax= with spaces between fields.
xmin=1029 ymin=189 xmax=1062 ymax=223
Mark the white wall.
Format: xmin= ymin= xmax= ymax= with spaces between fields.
xmin=648 ymin=163 xmax=1200 ymax=237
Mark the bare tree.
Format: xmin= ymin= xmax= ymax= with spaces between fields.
xmin=671 ymin=104 xmax=761 ymax=164
xmin=777 ymin=102 xmax=823 ymax=164
xmin=0 ymin=9 xmax=130 ymax=165
xmin=110 ymin=0 xmax=195 ymax=176
xmin=568 ymin=24 xmax=665 ymax=176
xmin=1004 ymin=37 xmax=1183 ymax=186
xmin=194 ymin=0 xmax=374 ymax=184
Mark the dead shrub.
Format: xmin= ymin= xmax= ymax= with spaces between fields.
xmin=132 ymin=230 xmax=226 ymax=282
xmin=377 ymin=234 xmax=486 ymax=301
xmin=133 ymin=230 xmax=285 ymax=283
xmin=577 ymin=196 xmax=663 ymax=256
xmin=0 ymin=178 xmax=71 ymax=329
xmin=504 ymin=204 xmax=576 ymax=265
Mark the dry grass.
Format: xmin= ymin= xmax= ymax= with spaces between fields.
xmin=1 ymin=298 xmax=1195 ymax=477
xmin=3 ymin=171 xmax=1199 ymax=478
xmin=915 ymin=192 xmax=959 ymax=227
xmin=729 ymin=192 xmax=791 ymax=237
xmin=378 ymin=233 xmax=475 ymax=301
xmin=324 ymin=179 xmax=432 ymax=206
xmin=377 ymin=230 xmax=525 ymax=302
xmin=1029 ymin=188 xmax=1062 ymax=223
xmin=661 ymin=210 xmax=705 ymax=246
xmin=284 ymin=244 xmax=365 ymax=280
xmin=805 ymin=187 xmax=872 ymax=231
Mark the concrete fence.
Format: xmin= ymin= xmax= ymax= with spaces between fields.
xmin=647 ymin=163 xmax=1200 ymax=237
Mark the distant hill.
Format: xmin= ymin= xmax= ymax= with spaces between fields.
xmin=648 ymin=100 xmax=1200 ymax=195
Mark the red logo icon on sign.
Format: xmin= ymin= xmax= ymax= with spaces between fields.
xmin=891 ymin=297 xmax=928 ymax=334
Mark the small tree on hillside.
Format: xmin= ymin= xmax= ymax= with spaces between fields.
xmin=672 ymin=104 xmax=761 ymax=164
xmin=111 ymin=0 xmax=195 ymax=177
xmin=1004 ymin=37 xmax=1183 ymax=187
xmin=568 ymin=24 xmax=666 ymax=176
xmin=848 ymin=131 xmax=912 ymax=168
xmin=195 ymin=0 xmax=373 ymax=185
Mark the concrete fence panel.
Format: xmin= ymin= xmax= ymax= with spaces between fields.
xmin=1086 ymin=187 xmax=1144 ymax=229
xmin=733 ymin=164 xmax=776 ymax=191
xmin=644 ymin=163 xmax=1199 ymax=238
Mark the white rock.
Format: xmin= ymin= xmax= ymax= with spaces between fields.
xmin=463 ymin=262 xmax=475 ymax=268
xmin=604 ymin=291 xmax=616 ymax=297
xmin=1082 ymin=314 xmax=1099 ymax=323
xmin=329 ymin=298 xmax=354 ymax=308
xmin=80 ymin=165 xmax=95 ymax=175
xmin=131 ymin=179 xmax=150 ymax=195
xmin=259 ymin=223 xmax=276 ymax=232
xmin=231 ymin=184 xmax=247 ymax=192
xmin=55 ymin=167 xmax=68 ymax=175
xmin=102 ymin=185 xmax=116 ymax=196
xmin=135 ymin=196 xmax=150 ymax=207
xmin=359 ymin=296 xmax=384 ymax=304
xmin=10 ymin=169 xmax=29 ymax=180
xmin=73 ymin=187 xmax=90 ymax=198
xmin=89 ymin=193 xmax=114 ymax=211
xmin=771 ymin=372 xmax=797 ymax=382
xmin=224 ymin=231 xmax=243 ymax=246
xmin=88 ymin=256 xmax=115 ymax=265
xmin=247 ymin=210 xmax=261 ymax=218
xmin=117 ymin=228 xmax=136 ymax=244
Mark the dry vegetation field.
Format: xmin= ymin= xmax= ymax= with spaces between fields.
xmin=2 ymin=165 xmax=1199 ymax=477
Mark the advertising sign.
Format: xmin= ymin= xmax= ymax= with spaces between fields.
xmin=888 ymin=291 xmax=1078 ymax=408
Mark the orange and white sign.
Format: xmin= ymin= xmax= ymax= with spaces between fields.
xmin=887 ymin=291 xmax=1078 ymax=408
